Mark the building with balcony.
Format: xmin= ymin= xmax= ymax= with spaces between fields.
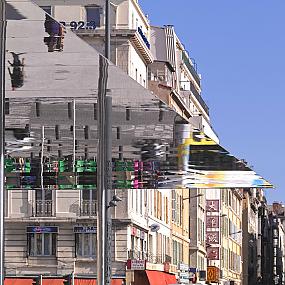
xmin=148 ymin=25 xmax=209 ymax=123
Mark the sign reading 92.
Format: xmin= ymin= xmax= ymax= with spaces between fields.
xmin=60 ymin=21 xmax=97 ymax=30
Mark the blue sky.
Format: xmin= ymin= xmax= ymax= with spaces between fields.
xmin=140 ymin=0 xmax=285 ymax=203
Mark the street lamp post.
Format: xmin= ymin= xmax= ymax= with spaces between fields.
xmin=0 ymin=2 xmax=6 ymax=285
xmin=97 ymin=1 xmax=112 ymax=285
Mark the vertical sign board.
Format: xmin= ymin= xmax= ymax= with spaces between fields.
xmin=207 ymin=266 xmax=219 ymax=283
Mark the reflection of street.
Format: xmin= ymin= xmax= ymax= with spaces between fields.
xmin=44 ymin=14 xmax=65 ymax=52
xmin=8 ymin=52 xmax=25 ymax=90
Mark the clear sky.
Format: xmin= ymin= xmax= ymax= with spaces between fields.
xmin=139 ymin=0 xmax=285 ymax=203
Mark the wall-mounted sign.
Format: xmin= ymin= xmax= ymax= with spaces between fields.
xmin=206 ymin=216 xmax=219 ymax=228
xmin=207 ymin=266 xmax=219 ymax=283
xmin=206 ymin=231 xmax=219 ymax=244
xmin=126 ymin=259 xmax=146 ymax=270
xmin=206 ymin=200 xmax=219 ymax=212
xmin=74 ymin=226 xmax=96 ymax=233
xmin=178 ymin=263 xmax=189 ymax=272
xmin=207 ymin=247 xmax=219 ymax=260
xmin=27 ymin=226 xmax=58 ymax=233
xmin=131 ymin=227 xmax=137 ymax=236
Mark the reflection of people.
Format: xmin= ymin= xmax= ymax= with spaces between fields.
xmin=8 ymin=52 xmax=25 ymax=90
xmin=43 ymin=14 xmax=65 ymax=52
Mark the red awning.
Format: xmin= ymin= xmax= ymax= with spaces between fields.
xmin=146 ymin=270 xmax=177 ymax=285
xmin=42 ymin=279 xmax=64 ymax=285
xmin=5 ymin=278 xmax=33 ymax=285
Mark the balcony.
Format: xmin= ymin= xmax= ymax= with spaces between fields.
xmin=80 ymin=200 xmax=97 ymax=216
xmin=190 ymin=83 xmax=209 ymax=116
xmin=147 ymin=253 xmax=172 ymax=264
xmin=182 ymin=51 xmax=201 ymax=87
xmin=128 ymin=249 xmax=147 ymax=260
xmin=33 ymin=200 xmax=53 ymax=217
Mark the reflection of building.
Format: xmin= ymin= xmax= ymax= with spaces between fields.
xmin=37 ymin=0 xmax=153 ymax=87
xmin=206 ymin=189 xmax=243 ymax=285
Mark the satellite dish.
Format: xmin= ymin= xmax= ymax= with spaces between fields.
xmin=150 ymin=224 xmax=160 ymax=232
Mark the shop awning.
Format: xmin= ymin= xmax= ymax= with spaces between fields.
xmin=146 ymin=270 xmax=177 ymax=285
xmin=42 ymin=279 xmax=64 ymax=285
xmin=4 ymin=278 xmax=33 ymax=285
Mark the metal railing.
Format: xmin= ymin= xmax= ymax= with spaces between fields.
xmin=34 ymin=200 xmax=53 ymax=217
xmin=190 ymin=82 xmax=209 ymax=115
xmin=182 ymin=51 xmax=201 ymax=86
xmin=80 ymin=200 xmax=97 ymax=216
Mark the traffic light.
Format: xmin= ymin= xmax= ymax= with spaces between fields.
xmin=32 ymin=276 xmax=40 ymax=285
xmin=63 ymin=274 xmax=72 ymax=285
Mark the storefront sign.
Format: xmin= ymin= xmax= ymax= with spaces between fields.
xmin=73 ymin=226 xmax=96 ymax=233
xmin=126 ymin=259 xmax=146 ymax=270
xmin=27 ymin=226 xmax=58 ymax=233
xmin=178 ymin=263 xmax=189 ymax=272
xmin=207 ymin=266 xmax=219 ymax=283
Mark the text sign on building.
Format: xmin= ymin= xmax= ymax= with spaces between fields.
xmin=206 ymin=231 xmax=219 ymax=244
xmin=206 ymin=216 xmax=219 ymax=228
xmin=207 ymin=266 xmax=219 ymax=283
xmin=126 ymin=259 xmax=146 ymax=270
xmin=26 ymin=226 xmax=58 ymax=233
xmin=206 ymin=200 xmax=219 ymax=212
xmin=73 ymin=226 xmax=96 ymax=233
xmin=207 ymin=247 xmax=219 ymax=260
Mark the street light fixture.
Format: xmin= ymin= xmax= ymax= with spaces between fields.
xmin=183 ymin=193 xmax=204 ymax=200
xmin=229 ymin=230 xmax=242 ymax=236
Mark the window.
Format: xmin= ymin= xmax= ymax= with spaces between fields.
xmin=85 ymin=6 xmax=101 ymax=27
xmin=76 ymin=233 xmax=96 ymax=257
xmin=40 ymin=6 xmax=52 ymax=14
xmin=28 ymin=233 xmax=56 ymax=256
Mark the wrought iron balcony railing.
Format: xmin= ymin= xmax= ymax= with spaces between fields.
xmin=182 ymin=51 xmax=201 ymax=86
xmin=80 ymin=200 xmax=97 ymax=216
xmin=190 ymin=82 xmax=209 ymax=116
xmin=33 ymin=200 xmax=53 ymax=217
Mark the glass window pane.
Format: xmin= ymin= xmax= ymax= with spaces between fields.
xmin=44 ymin=233 xmax=51 ymax=255
xmin=85 ymin=6 xmax=101 ymax=27
xmin=36 ymin=234 xmax=42 ymax=255
xmin=29 ymin=234 xmax=34 ymax=256
xmin=77 ymin=234 xmax=83 ymax=256
xmin=84 ymin=234 xmax=89 ymax=256
xmin=91 ymin=234 xmax=96 ymax=256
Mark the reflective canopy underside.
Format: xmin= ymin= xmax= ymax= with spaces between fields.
xmin=3 ymin=0 xmax=273 ymax=190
